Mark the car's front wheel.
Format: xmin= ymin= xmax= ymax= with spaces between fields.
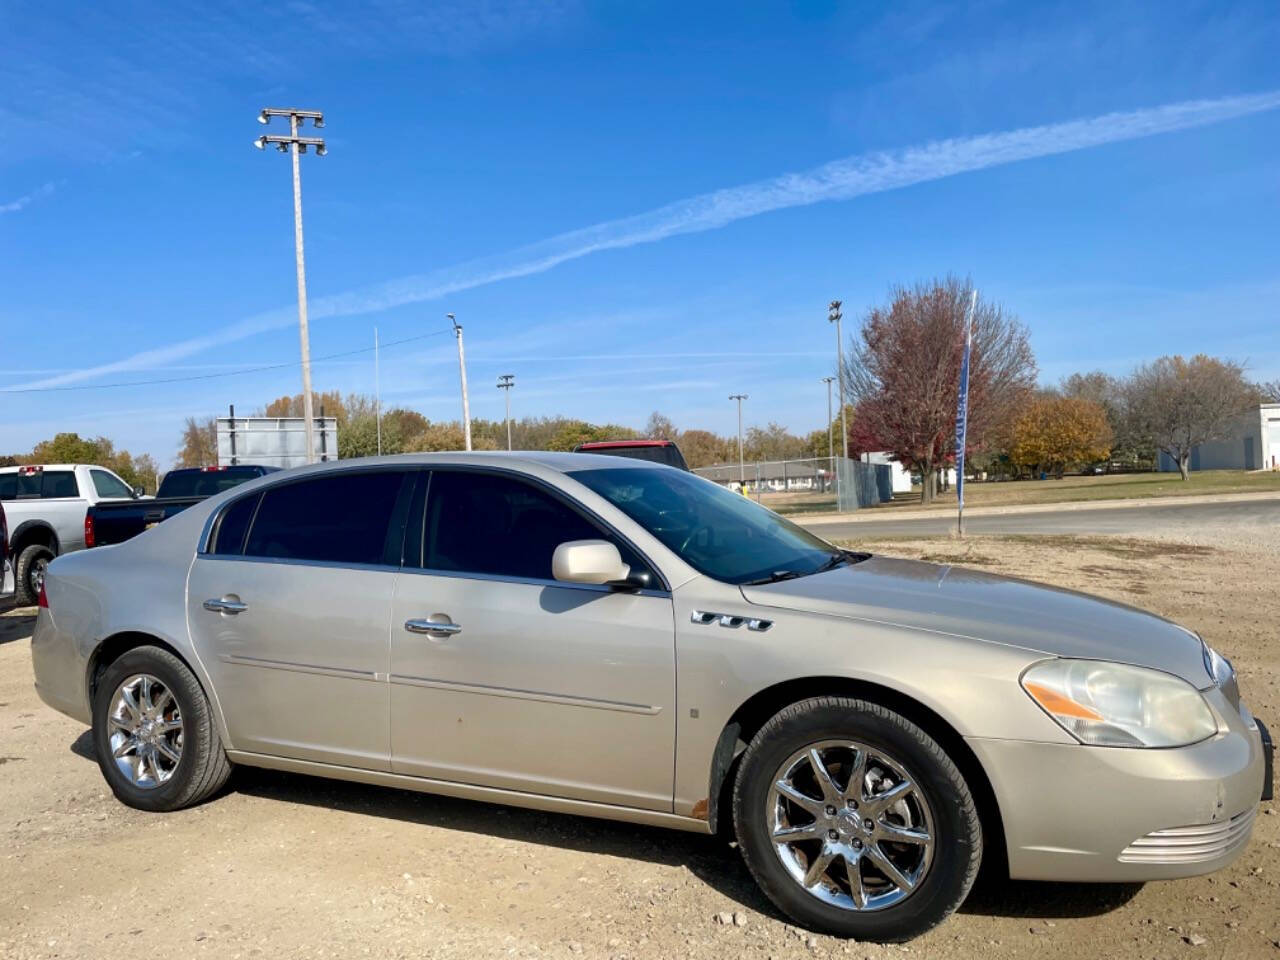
xmin=733 ymin=697 xmax=982 ymax=941
xmin=92 ymin=645 xmax=232 ymax=812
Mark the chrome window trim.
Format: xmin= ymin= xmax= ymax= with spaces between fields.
xmin=397 ymin=562 xmax=671 ymax=598
xmin=194 ymin=462 xmax=674 ymax=595
xmin=197 ymin=553 xmax=404 ymax=575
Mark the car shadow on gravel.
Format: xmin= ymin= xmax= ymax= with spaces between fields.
xmin=0 ymin=609 xmax=36 ymax=646
xmin=215 ymin=765 xmax=1140 ymax=922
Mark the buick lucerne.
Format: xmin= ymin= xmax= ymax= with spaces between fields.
xmin=30 ymin=453 xmax=1272 ymax=940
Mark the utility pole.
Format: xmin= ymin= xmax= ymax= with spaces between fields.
xmin=374 ymin=327 xmax=382 ymax=456
xmin=255 ymin=107 xmax=326 ymax=464
xmin=448 ymin=314 xmax=472 ymax=451
xmin=729 ymin=394 xmax=748 ymax=490
xmin=497 ymin=374 xmax=515 ymax=450
xmin=828 ymin=301 xmax=848 ymax=462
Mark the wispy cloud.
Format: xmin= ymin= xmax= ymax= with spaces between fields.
xmin=10 ymin=89 xmax=1280 ymax=392
xmin=0 ymin=181 xmax=54 ymax=214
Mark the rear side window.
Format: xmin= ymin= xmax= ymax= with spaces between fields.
xmin=0 ymin=474 xmax=15 ymax=499
xmin=41 ymin=471 xmax=78 ymax=498
xmin=91 ymin=470 xmax=134 ymax=499
xmin=211 ymin=493 xmax=261 ymax=556
xmin=243 ymin=471 xmax=410 ymax=566
xmin=418 ymin=470 xmax=653 ymax=583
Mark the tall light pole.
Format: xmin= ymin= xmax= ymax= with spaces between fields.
xmin=448 ymin=314 xmax=472 ymax=451
xmin=373 ymin=330 xmax=381 ymax=455
xmin=828 ymin=301 xmax=848 ymax=462
xmin=729 ymin=394 xmax=748 ymax=489
xmin=821 ymin=376 xmax=835 ymax=461
xmin=255 ymin=107 xmax=326 ymax=464
xmin=497 ymin=374 xmax=515 ymax=450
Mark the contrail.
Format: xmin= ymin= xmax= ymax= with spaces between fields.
xmin=12 ymin=89 xmax=1280 ymax=392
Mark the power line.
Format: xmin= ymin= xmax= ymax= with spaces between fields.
xmin=1 ymin=329 xmax=454 ymax=395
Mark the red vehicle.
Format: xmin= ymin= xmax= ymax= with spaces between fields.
xmin=573 ymin=439 xmax=689 ymax=471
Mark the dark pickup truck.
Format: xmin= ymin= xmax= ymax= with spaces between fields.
xmin=86 ymin=465 xmax=278 ymax=547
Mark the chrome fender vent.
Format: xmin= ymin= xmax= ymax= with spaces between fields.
xmin=690 ymin=610 xmax=772 ymax=631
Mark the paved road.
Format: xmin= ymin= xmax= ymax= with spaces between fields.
xmin=804 ymin=496 xmax=1280 ymax=540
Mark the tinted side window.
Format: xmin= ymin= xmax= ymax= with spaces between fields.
xmin=92 ymin=470 xmax=134 ymax=499
xmin=244 ymin=471 xmax=409 ymax=566
xmin=211 ymin=493 xmax=260 ymax=556
xmin=421 ymin=471 xmax=652 ymax=582
xmin=0 ymin=474 xmax=15 ymax=500
xmin=42 ymin=472 xmax=78 ymax=498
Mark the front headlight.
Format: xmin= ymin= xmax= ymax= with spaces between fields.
xmin=1021 ymin=659 xmax=1217 ymax=748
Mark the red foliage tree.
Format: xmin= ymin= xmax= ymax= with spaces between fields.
xmin=843 ymin=277 xmax=1036 ymax=502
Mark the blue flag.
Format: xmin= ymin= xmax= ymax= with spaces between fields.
xmin=954 ymin=292 xmax=976 ymax=512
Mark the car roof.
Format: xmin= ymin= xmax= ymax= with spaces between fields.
xmin=244 ymin=450 xmax=670 ymax=478
xmin=0 ymin=464 xmax=93 ymax=472
xmin=576 ymin=439 xmax=674 ymax=448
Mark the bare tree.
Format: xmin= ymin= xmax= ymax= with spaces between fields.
xmin=1127 ymin=355 xmax=1257 ymax=480
xmin=1256 ymin=379 xmax=1280 ymax=403
xmin=843 ymin=277 xmax=1036 ymax=503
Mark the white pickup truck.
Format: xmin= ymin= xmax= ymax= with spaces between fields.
xmin=0 ymin=464 xmax=142 ymax=605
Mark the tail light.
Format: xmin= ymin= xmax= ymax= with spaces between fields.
xmin=84 ymin=511 xmax=96 ymax=548
xmin=38 ymin=580 xmax=48 ymax=608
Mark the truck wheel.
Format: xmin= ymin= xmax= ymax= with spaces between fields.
xmin=92 ymin=645 xmax=233 ymax=812
xmin=732 ymin=697 xmax=982 ymax=941
xmin=15 ymin=543 xmax=54 ymax=606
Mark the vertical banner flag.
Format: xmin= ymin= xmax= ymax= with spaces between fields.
xmin=955 ymin=290 xmax=977 ymax=523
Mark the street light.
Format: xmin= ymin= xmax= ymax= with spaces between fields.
xmin=255 ymin=106 xmax=327 ymax=464
xmin=828 ymin=300 xmax=849 ymax=462
xmin=729 ymin=394 xmax=748 ymax=491
xmin=497 ymin=374 xmax=515 ymax=450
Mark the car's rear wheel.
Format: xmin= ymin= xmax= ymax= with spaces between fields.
xmin=733 ymin=697 xmax=981 ymax=941
xmin=14 ymin=543 xmax=53 ymax=606
xmin=92 ymin=645 xmax=232 ymax=811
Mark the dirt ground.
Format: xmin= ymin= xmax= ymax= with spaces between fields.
xmin=2 ymin=531 xmax=1277 ymax=960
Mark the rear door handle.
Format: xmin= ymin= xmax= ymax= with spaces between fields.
xmin=405 ymin=618 xmax=461 ymax=637
xmin=203 ymin=597 xmax=248 ymax=615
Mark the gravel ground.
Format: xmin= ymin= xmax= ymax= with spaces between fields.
xmin=1 ymin=530 xmax=1277 ymax=960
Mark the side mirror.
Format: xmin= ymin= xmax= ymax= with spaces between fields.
xmin=552 ymin=540 xmax=629 ymax=586
xmin=132 ymin=485 xmax=145 ymax=499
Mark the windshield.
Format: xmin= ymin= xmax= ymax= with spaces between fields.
xmin=570 ymin=466 xmax=847 ymax=584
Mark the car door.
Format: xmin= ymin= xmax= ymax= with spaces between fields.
xmin=187 ymin=468 xmax=416 ymax=770
xmin=389 ymin=468 xmax=677 ymax=812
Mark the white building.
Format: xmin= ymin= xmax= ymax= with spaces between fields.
xmin=1157 ymin=404 xmax=1280 ymax=472
xmin=864 ymin=452 xmax=916 ymax=493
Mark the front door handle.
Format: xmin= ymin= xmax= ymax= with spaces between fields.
xmin=203 ymin=597 xmax=248 ymax=615
xmin=405 ymin=617 xmax=461 ymax=637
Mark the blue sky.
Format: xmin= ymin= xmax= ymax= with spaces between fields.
xmin=2 ymin=0 xmax=1278 ymax=465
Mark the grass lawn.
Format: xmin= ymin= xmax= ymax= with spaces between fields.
xmin=757 ymin=469 xmax=1280 ymax=514
xmin=879 ymin=469 xmax=1280 ymax=511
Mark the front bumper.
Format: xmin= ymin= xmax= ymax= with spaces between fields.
xmin=968 ymin=689 xmax=1267 ymax=883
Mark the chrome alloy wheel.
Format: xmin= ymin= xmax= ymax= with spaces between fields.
xmin=766 ymin=740 xmax=935 ymax=911
xmin=107 ymin=674 xmax=184 ymax=788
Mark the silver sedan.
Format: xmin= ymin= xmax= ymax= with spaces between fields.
xmin=30 ymin=453 xmax=1272 ymax=941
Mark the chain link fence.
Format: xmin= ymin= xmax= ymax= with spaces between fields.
xmin=693 ymin=457 xmax=892 ymax=514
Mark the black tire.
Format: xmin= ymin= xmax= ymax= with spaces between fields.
xmin=92 ymin=645 xmax=232 ymax=812
xmin=732 ymin=697 xmax=981 ymax=941
xmin=14 ymin=542 xmax=54 ymax=606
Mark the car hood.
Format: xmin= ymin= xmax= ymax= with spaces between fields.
xmin=740 ymin=555 xmax=1210 ymax=686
